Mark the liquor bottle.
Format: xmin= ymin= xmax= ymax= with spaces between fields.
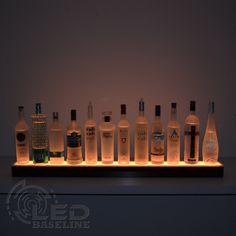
xmin=151 ymin=105 xmax=164 ymax=164
xmin=84 ymin=102 xmax=98 ymax=164
xmin=135 ymin=98 xmax=149 ymax=164
xmin=49 ymin=112 xmax=64 ymax=165
xmin=32 ymin=103 xmax=49 ymax=163
xmin=118 ymin=104 xmax=130 ymax=164
xmin=202 ymin=102 xmax=219 ymax=163
xmin=184 ymin=101 xmax=200 ymax=164
xmin=167 ymin=103 xmax=180 ymax=164
xmin=15 ymin=106 xmax=30 ymax=164
xmin=67 ymin=109 xmax=83 ymax=164
xmin=99 ymin=112 xmax=115 ymax=164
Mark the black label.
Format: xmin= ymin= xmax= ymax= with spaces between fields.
xmin=67 ymin=132 xmax=81 ymax=148
xmin=190 ymin=126 xmax=196 ymax=158
xmin=17 ymin=133 xmax=26 ymax=142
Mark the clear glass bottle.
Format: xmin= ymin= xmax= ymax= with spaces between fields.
xmin=67 ymin=109 xmax=83 ymax=164
xmin=135 ymin=98 xmax=149 ymax=165
xmin=99 ymin=112 xmax=115 ymax=164
xmin=15 ymin=106 xmax=30 ymax=164
xmin=151 ymin=105 xmax=164 ymax=164
xmin=32 ymin=103 xmax=49 ymax=163
xmin=202 ymin=102 xmax=219 ymax=163
xmin=184 ymin=101 xmax=200 ymax=164
xmin=49 ymin=112 xmax=64 ymax=165
xmin=167 ymin=103 xmax=180 ymax=164
xmin=118 ymin=104 xmax=130 ymax=165
xmin=84 ymin=102 xmax=98 ymax=164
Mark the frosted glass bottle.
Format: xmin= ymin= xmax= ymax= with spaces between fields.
xmin=135 ymin=98 xmax=149 ymax=165
xmin=67 ymin=109 xmax=83 ymax=164
xmin=151 ymin=105 xmax=164 ymax=164
xmin=49 ymin=112 xmax=64 ymax=165
xmin=202 ymin=102 xmax=219 ymax=163
xmin=184 ymin=101 xmax=200 ymax=164
xmin=15 ymin=106 xmax=30 ymax=164
xmin=167 ymin=103 xmax=180 ymax=164
xmin=118 ymin=104 xmax=130 ymax=165
xmin=84 ymin=102 xmax=98 ymax=164
xmin=32 ymin=103 xmax=49 ymax=163
xmin=99 ymin=112 xmax=115 ymax=164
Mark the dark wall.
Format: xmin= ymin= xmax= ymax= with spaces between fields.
xmin=1 ymin=0 xmax=235 ymax=157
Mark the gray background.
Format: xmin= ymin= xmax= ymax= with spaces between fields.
xmin=1 ymin=0 xmax=235 ymax=158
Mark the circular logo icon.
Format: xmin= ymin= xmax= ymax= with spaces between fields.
xmin=17 ymin=133 xmax=26 ymax=142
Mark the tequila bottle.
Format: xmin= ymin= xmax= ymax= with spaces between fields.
xmin=99 ymin=112 xmax=115 ymax=164
xmin=151 ymin=105 xmax=164 ymax=164
xmin=202 ymin=102 xmax=219 ymax=163
xmin=85 ymin=102 xmax=98 ymax=164
xmin=15 ymin=106 xmax=30 ymax=164
xmin=135 ymin=98 xmax=149 ymax=164
xmin=49 ymin=112 xmax=64 ymax=164
xmin=32 ymin=103 xmax=48 ymax=163
xmin=184 ymin=101 xmax=200 ymax=164
xmin=118 ymin=104 xmax=130 ymax=165
xmin=67 ymin=109 xmax=83 ymax=164
xmin=167 ymin=103 xmax=180 ymax=164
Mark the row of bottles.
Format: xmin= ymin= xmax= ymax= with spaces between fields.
xmin=15 ymin=100 xmax=219 ymax=165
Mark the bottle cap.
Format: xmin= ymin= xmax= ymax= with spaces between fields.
xmin=35 ymin=103 xmax=42 ymax=114
xmin=88 ymin=101 xmax=93 ymax=119
xmin=71 ymin=109 xmax=76 ymax=120
xmin=18 ymin=106 xmax=24 ymax=112
xmin=139 ymin=98 xmax=144 ymax=112
xmin=190 ymin=101 xmax=196 ymax=112
xmin=171 ymin=103 xmax=177 ymax=109
xmin=209 ymin=101 xmax=215 ymax=113
xmin=155 ymin=105 xmax=161 ymax=116
xmin=104 ymin=116 xmax=110 ymax=122
xmin=53 ymin=112 xmax=59 ymax=120
xmin=121 ymin=104 xmax=126 ymax=115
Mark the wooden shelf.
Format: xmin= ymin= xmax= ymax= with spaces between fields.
xmin=12 ymin=161 xmax=224 ymax=177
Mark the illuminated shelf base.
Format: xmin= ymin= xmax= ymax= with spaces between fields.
xmin=12 ymin=161 xmax=224 ymax=177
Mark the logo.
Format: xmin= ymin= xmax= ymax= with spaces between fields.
xmin=17 ymin=133 xmax=26 ymax=142
xmin=6 ymin=179 xmax=90 ymax=229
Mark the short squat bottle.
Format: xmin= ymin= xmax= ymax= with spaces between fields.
xmin=49 ymin=112 xmax=64 ymax=165
xmin=167 ymin=103 xmax=180 ymax=164
xmin=202 ymin=102 xmax=219 ymax=163
xmin=32 ymin=103 xmax=49 ymax=163
xmin=67 ymin=109 xmax=83 ymax=164
xmin=15 ymin=106 xmax=30 ymax=164
xmin=184 ymin=101 xmax=200 ymax=164
xmin=99 ymin=112 xmax=115 ymax=164
xmin=135 ymin=98 xmax=149 ymax=165
xmin=84 ymin=102 xmax=98 ymax=164
xmin=151 ymin=105 xmax=164 ymax=164
xmin=118 ymin=104 xmax=130 ymax=165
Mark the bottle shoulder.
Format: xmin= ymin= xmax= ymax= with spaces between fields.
xmin=168 ymin=119 xmax=180 ymax=128
xmin=67 ymin=121 xmax=81 ymax=132
xmin=50 ymin=121 xmax=63 ymax=131
xmin=15 ymin=120 xmax=29 ymax=131
xmin=185 ymin=114 xmax=200 ymax=125
xmin=99 ymin=122 xmax=115 ymax=131
xmin=118 ymin=118 xmax=130 ymax=128
xmin=85 ymin=119 xmax=96 ymax=127
xmin=136 ymin=115 xmax=148 ymax=124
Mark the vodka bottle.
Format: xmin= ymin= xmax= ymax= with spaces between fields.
xmin=184 ymin=101 xmax=200 ymax=164
xmin=99 ymin=112 xmax=115 ymax=164
xmin=167 ymin=103 xmax=180 ymax=164
xmin=32 ymin=103 xmax=49 ymax=163
xmin=151 ymin=105 xmax=164 ymax=164
xmin=118 ymin=104 xmax=130 ymax=164
xmin=202 ymin=102 xmax=219 ymax=163
xmin=49 ymin=112 xmax=64 ymax=164
xmin=84 ymin=102 xmax=98 ymax=164
xmin=67 ymin=109 xmax=83 ymax=164
xmin=15 ymin=106 xmax=30 ymax=164
xmin=135 ymin=98 xmax=149 ymax=164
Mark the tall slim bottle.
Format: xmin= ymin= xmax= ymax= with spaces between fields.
xmin=135 ymin=98 xmax=149 ymax=164
xmin=99 ymin=112 xmax=115 ymax=164
xmin=15 ymin=106 xmax=30 ymax=164
xmin=151 ymin=105 xmax=164 ymax=164
xmin=67 ymin=109 xmax=83 ymax=164
xmin=167 ymin=103 xmax=180 ymax=164
xmin=184 ymin=101 xmax=200 ymax=164
xmin=202 ymin=102 xmax=219 ymax=163
xmin=84 ymin=102 xmax=98 ymax=164
xmin=118 ymin=104 xmax=130 ymax=165
xmin=32 ymin=103 xmax=49 ymax=163
xmin=49 ymin=112 xmax=64 ymax=164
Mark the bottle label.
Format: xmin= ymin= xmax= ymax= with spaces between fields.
xmin=50 ymin=151 xmax=64 ymax=158
xmin=119 ymin=128 xmax=129 ymax=156
xmin=16 ymin=131 xmax=29 ymax=159
xmin=86 ymin=127 xmax=96 ymax=140
xmin=205 ymin=139 xmax=217 ymax=155
xmin=32 ymin=118 xmax=48 ymax=148
xmin=102 ymin=132 xmax=113 ymax=139
xmin=67 ymin=132 xmax=81 ymax=148
xmin=136 ymin=124 xmax=147 ymax=141
xmin=151 ymin=132 xmax=164 ymax=156
xmin=169 ymin=128 xmax=180 ymax=142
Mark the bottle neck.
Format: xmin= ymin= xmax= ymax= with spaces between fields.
xmin=18 ymin=110 xmax=24 ymax=121
xmin=190 ymin=110 xmax=195 ymax=115
xmin=139 ymin=111 xmax=144 ymax=117
xmin=121 ymin=114 xmax=126 ymax=119
xmin=155 ymin=115 xmax=161 ymax=121
xmin=170 ymin=108 xmax=177 ymax=120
